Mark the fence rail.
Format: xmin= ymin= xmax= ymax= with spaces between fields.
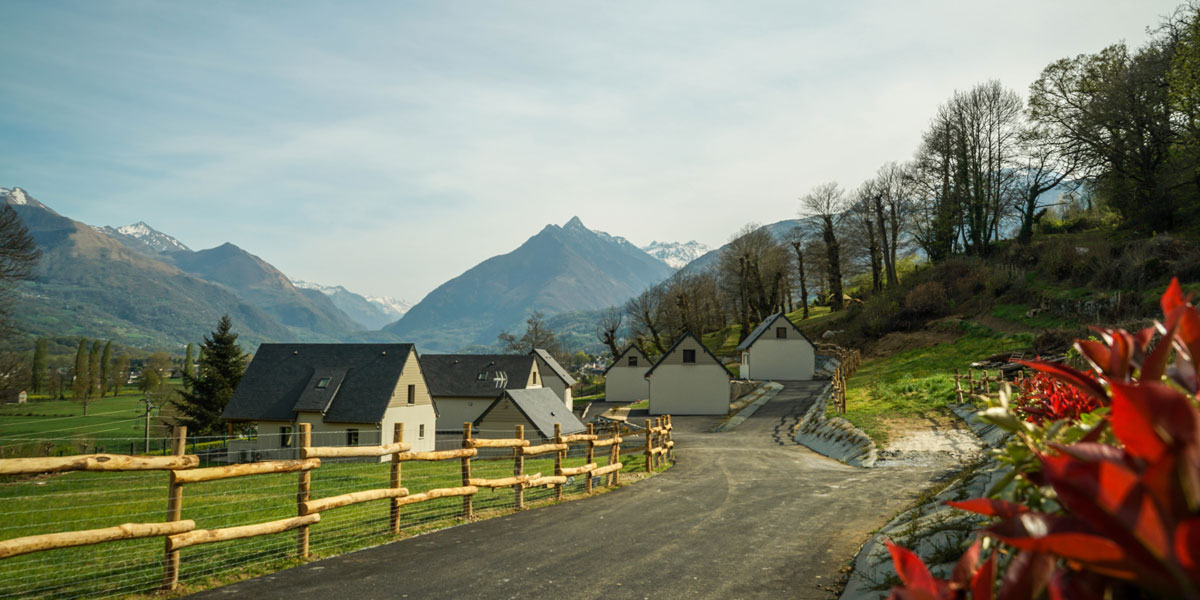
xmin=818 ymin=344 xmax=862 ymax=414
xmin=0 ymin=415 xmax=676 ymax=597
xmin=953 ymin=367 xmax=1029 ymax=403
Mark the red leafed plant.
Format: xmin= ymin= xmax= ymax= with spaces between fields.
xmin=1012 ymin=371 xmax=1103 ymax=425
xmin=887 ymin=279 xmax=1200 ymax=599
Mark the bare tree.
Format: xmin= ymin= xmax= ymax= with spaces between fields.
xmin=785 ymin=227 xmax=810 ymax=319
xmin=498 ymin=311 xmax=562 ymax=359
xmin=1013 ymin=124 xmax=1083 ymax=244
xmin=595 ymin=307 xmax=623 ymax=358
xmin=0 ymin=203 xmax=40 ymax=335
xmin=800 ymin=182 xmax=847 ymax=311
xmin=625 ymin=287 xmax=668 ymax=354
xmin=847 ymin=185 xmax=882 ymax=292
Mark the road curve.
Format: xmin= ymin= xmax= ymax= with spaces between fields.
xmin=190 ymin=382 xmax=945 ymax=600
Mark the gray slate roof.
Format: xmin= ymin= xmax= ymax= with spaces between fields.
xmin=601 ymin=345 xmax=650 ymax=376
xmin=735 ymin=312 xmax=814 ymax=352
xmin=532 ymin=349 xmax=577 ymax=386
xmin=644 ymin=332 xmax=732 ymax=379
xmin=421 ymin=354 xmax=536 ymax=398
xmin=222 ymin=343 xmax=417 ymax=424
xmin=475 ymin=388 xmax=586 ymax=437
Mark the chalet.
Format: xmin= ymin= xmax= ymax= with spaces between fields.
xmin=530 ymin=348 xmax=576 ymax=408
xmin=473 ymin=387 xmax=586 ymax=444
xmin=735 ymin=312 xmax=816 ymax=381
xmin=645 ymin=332 xmax=732 ymax=415
xmin=602 ymin=345 xmax=650 ymax=403
xmin=221 ymin=343 xmax=436 ymax=461
xmin=421 ymin=354 xmax=541 ymax=432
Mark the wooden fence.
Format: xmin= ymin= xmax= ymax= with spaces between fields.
xmin=0 ymin=415 xmax=676 ymax=592
xmin=952 ymin=367 xmax=1030 ymax=403
xmin=818 ymin=344 xmax=862 ymax=414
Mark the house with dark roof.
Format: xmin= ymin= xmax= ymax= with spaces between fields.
xmin=646 ymin=332 xmax=733 ymax=415
xmin=735 ymin=313 xmax=816 ymax=381
xmin=221 ymin=343 xmax=436 ymax=461
xmin=474 ymin=388 xmax=586 ymax=444
xmin=603 ymin=345 xmax=650 ymax=403
xmin=530 ymin=348 xmax=576 ymax=408
xmin=420 ymin=354 xmax=542 ymax=432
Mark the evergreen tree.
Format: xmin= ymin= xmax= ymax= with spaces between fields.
xmin=99 ymin=341 xmax=112 ymax=398
xmin=87 ymin=340 xmax=101 ymax=399
xmin=30 ymin=339 xmax=46 ymax=394
xmin=72 ymin=339 xmax=88 ymax=412
xmin=183 ymin=343 xmax=195 ymax=383
xmin=174 ymin=315 xmax=246 ymax=435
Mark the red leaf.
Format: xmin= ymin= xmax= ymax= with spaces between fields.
xmin=997 ymin=552 xmax=1055 ymax=600
xmin=1174 ymin=518 xmax=1200 ymax=583
xmin=945 ymin=498 xmax=1029 ymax=518
xmin=1161 ymin=277 xmax=1189 ymax=316
xmin=1142 ymin=314 xmax=1181 ymax=382
xmin=885 ymin=539 xmax=938 ymax=595
xmin=1076 ymin=340 xmax=1113 ymax=377
xmin=1047 ymin=570 xmax=1108 ymax=600
xmin=1051 ymin=442 xmax=1128 ymax=465
xmin=971 ymin=553 xmax=995 ymax=600
xmin=1015 ymin=359 xmax=1108 ymax=402
xmin=949 ymin=539 xmax=981 ymax=587
xmin=1109 ymin=381 xmax=1198 ymax=463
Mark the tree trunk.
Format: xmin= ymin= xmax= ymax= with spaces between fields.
xmin=823 ymin=217 xmax=844 ymax=311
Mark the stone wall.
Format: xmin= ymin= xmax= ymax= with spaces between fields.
xmin=792 ymin=383 xmax=877 ymax=468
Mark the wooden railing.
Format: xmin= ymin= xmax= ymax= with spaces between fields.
xmin=0 ymin=415 xmax=677 ymax=592
xmin=818 ymin=344 xmax=862 ymax=414
xmin=953 ymin=367 xmax=1028 ymax=403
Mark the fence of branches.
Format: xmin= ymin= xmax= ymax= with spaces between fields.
xmin=0 ymin=416 xmax=675 ymax=599
xmin=817 ymin=344 xmax=861 ymax=414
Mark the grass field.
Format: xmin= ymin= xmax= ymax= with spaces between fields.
xmin=839 ymin=322 xmax=1032 ymax=446
xmin=0 ymin=437 xmax=663 ymax=599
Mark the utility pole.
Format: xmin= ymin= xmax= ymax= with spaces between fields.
xmin=141 ymin=397 xmax=153 ymax=454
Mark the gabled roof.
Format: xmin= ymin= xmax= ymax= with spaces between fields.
xmin=735 ymin=312 xmax=814 ymax=352
xmin=223 ymin=344 xmax=418 ymax=424
xmin=531 ymin=348 xmax=577 ymax=386
xmin=601 ymin=344 xmax=650 ymax=376
xmin=421 ymin=354 xmax=536 ymax=398
xmin=644 ymin=332 xmax=732 ymax=379
xmin=474 ymin=388 xmax=586 ymax=437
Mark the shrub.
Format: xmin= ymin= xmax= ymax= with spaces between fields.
xmin=905 ymin=282 xmax=948 ymax=316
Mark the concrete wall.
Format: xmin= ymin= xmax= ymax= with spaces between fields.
xmin=605 ymin=365 xmax=649 ymax=403
xmin=648 ymin=365 xmax=731 ymax=415
xmin=741 ymin=338 xmax=815 ymax=381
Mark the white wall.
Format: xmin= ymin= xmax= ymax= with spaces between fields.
xmin=648 ymin=364 xmax=730 ymax=415
xmin=540 ymin=375 xmax=573 ymax=409
xmin=433 ymin=396 xmax=496 ymax=432
xmin=605 ymin=366 xmax=649 ymax=403
xmin=742 ymin=338 xmax=815 ymax=381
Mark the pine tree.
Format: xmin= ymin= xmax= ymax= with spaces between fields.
xmin=30 ymin=339 xmax=46 ymax=394
xmin=174 ymin=315 xmax=246 ymax=435
xmin=72 ymin=338 xmax=88 ymax=413
xmin=183 ymin=343 xmax=195 ymax=383
xmin=99 ymin=341 xmax=112 ymax=398
xmin=87 ymin=340 xmax=101 ymax=399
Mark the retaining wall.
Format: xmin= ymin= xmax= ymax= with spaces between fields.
xmin=792 ymin=384 xmax=877 ymax=468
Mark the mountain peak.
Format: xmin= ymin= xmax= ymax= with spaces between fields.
xmin=112 ymin=220 xmax=191 ymax=253
xmin=1 ymin=187 xmax=54 ymax=213
xmin=641 ymin=240 xmax=711 ymax=270
xmin=563 ymin=216 xmax=587 ymax=231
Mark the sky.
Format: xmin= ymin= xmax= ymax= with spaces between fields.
xmin=0 ymin=1 xmax=1184 ymax=303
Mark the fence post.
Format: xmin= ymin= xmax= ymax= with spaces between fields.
xmin=644 ymin=419 xmax=653 ymax=472
xmin=389 ymin=423 xmax=403 ymax=535
xmin=553 ymin=423 xmax=563 ymax=501
xmin=968 ymin=368 xmax=975 ymax=393
xmin=297 ymin=423 xmax=312 ymax=557
xmin=584 ymin=423 xmax=594 ymax=494
xmin=514 ymin=424 xmax=525 ymax=510
xmin=984 ymin=370 xmax=992 ymax=395
xmin=609 ymin=422 xmax=619 ymax=487
xmin=666 ymin=415 xmax=675 ymax=463
xmin=162 ymin=426 xmax=186 ymax=590
xmin=954 ymin=368 xmax=963 ymax=403
xmin=462 ymin=423 xmax=473 ymax=519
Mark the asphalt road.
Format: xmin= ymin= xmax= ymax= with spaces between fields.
xmin=190 ymin=382 xmax=947 ymax=600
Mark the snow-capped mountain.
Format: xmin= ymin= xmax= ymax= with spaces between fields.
xmin=293 ymin=279 xmax=411 ymax=330
xmin=98 ymin=221 xmax=191 ymax=254
xmin=641 ymin=240 xmax=711 ymax=270
xmin=1 ymin=187 xmax=53 ymax=212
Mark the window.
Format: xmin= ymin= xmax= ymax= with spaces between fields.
xmin=476 ymin=371 xmax=487 ymax=381
xmin=407 ymin=384 xmax=415 ymax=405
xmin=776 ymin=327 xmax=788 ymax=339
xmin=280 ymin=426 xmax=293 ymax=448
xmin=419 ymin=424 xmax=425 ymax=439
xmin=683 ymin=349 xmax=696 ymax=364
xmin=315 ymin=377 xmax=331 ymax=389
xmin=533 ymin=372 xmax=538 ymax=385
xmin=628 ymin=356 xmax=638 ymax=367
xmin=346 ymin=429 xmax=359 ymax=446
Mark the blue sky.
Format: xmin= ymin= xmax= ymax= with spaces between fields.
xmin=0 ymin=1 xmax=1182 ymax=302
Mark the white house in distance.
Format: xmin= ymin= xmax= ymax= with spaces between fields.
xmin=603 ymin=345 xmax=650 ymax=403
xmin=530 ymin=348 xmax=576 ymax=408
xmin=221 ymin=343 xmax=437 ymax=462
xmin=420 ymin=354 xmax=542 ymax=432
xmin=646 ymin=332 xmax=732 ymax=415
xmin=735 ymin=312 xmax=816 ymax=381
xmin=474 ymin=387 xmax=586 ymax=444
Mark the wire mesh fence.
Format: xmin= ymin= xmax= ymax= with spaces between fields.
xmin=0 ymin=418 xmax=674 ymax=599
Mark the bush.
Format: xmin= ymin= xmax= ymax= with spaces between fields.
xmin=904 ymin=282 xmax=948 ymax=316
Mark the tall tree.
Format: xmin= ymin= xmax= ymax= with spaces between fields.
xmin=801 ymin=182 xmax=847 ymax=311
xmin=848 ymin=188 xmax=883 ymax=292
xmin=99 ymin=341 xmax=112 ymax=398
xmin=497 ymin=311 xmax=563 ymax=360
xmin=0 ymin=203 xmax=40 ymax=335
xmin=595 ymin=307 xmax=623 ymax=358
xmin=87 ymin=340 xmax=101 ymax=399
xmin=30 ymin=338 xmax=46 ymax=394
xmin=72 ymin=338 xmax=88 ymax=412
xmin=625 ymin=287 xmax=668 ymax=354
xmin=183 ymin=343 xmax=195 ymax=382
xmin=173 ymin=315 xmax=247 ymax=435
xmin=786 ymin=227 xmax=810 ymax=319
xmin=112 ymin=354 xmax=130 ymax=396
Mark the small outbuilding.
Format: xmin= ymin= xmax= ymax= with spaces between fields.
xmin=645 ymin=332 xmax=732 ymax=416
xmin=473 ymin=387 xmax=586 ymax=444
xmin=221 ymin=343 xmax=437 ymax=461
xmin=530 ymin=348 xmax=576 ymax=409
xmin=421 ymin=354 xmax=542 ymax=433
xmin=602 ymin=345 xmax=650 ymax=403
xmin=735 ymin=312 xmax=816 ymax=381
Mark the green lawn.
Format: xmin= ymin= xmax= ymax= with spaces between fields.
xmin=0 ymin=441 xmax=660 ymax=598
xmin=0 ymin=390 xmax=171 ymax=458
xmin=840 ymin=322 xmax=1032 ymax=446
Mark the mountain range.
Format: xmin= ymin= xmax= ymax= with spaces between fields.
xmin=640 ymin=240 xmax=709 ymax=269
xmin=2 ymin=189 xmax=689 ymax=353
